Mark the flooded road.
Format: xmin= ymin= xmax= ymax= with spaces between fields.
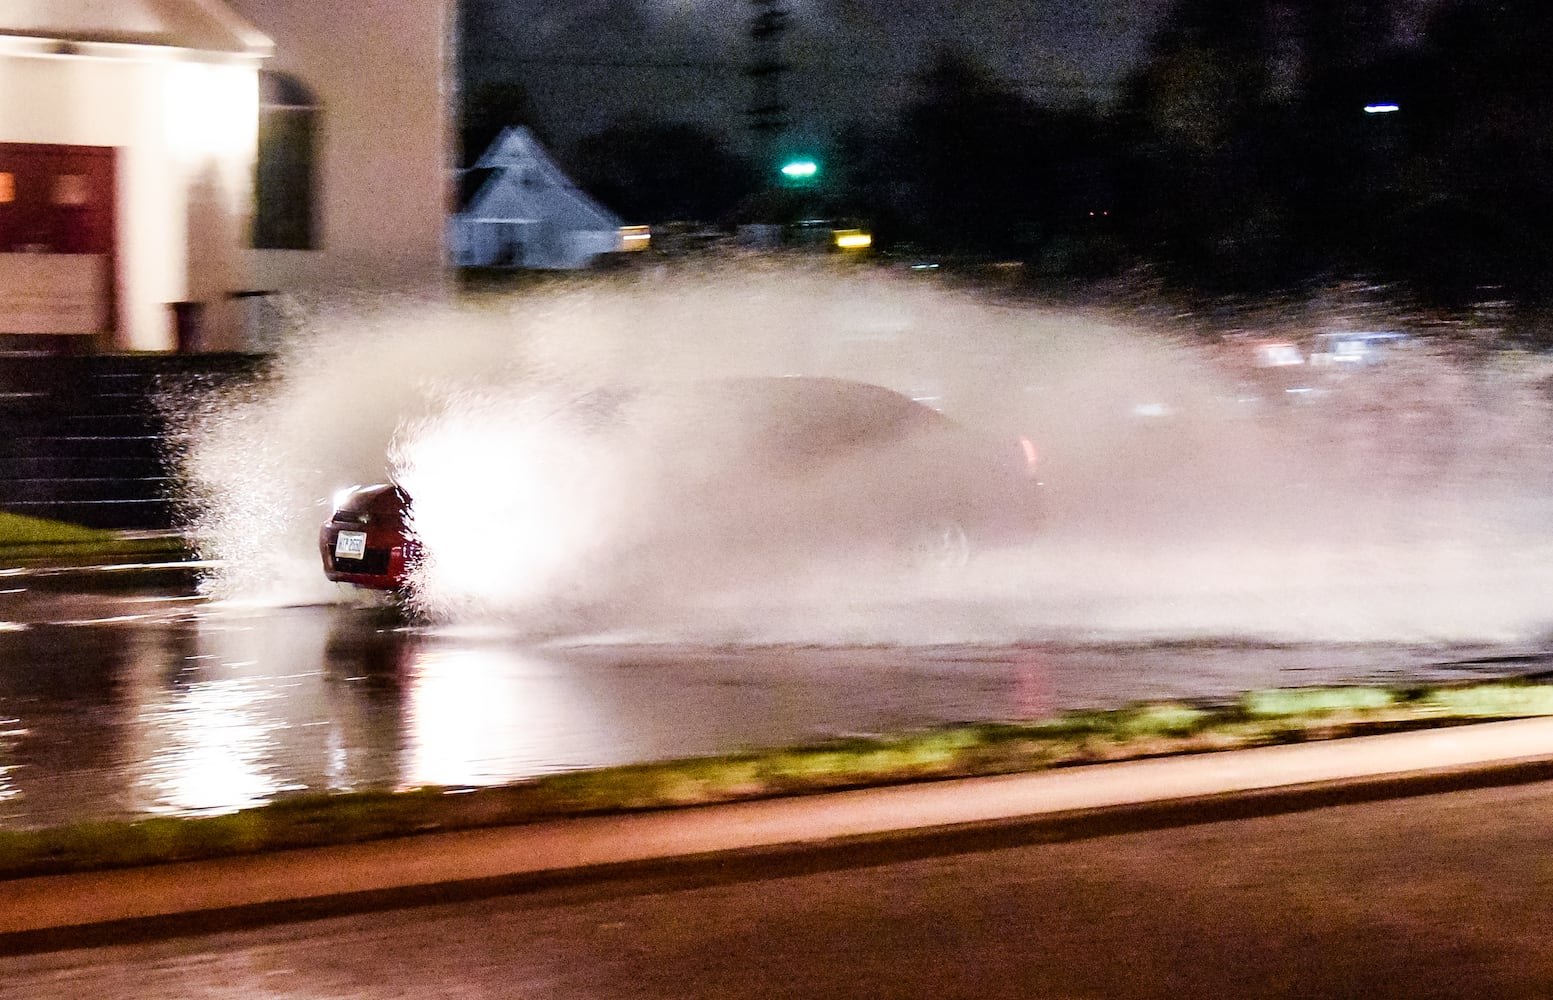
xmin=37 ymin=270 xmax=1538 ymax=835
xmin=0 ymin=582 xmax=1547 ymax=831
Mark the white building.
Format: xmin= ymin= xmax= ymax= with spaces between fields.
xmin=0 ymin=0 xmax=451 ymax=352
xmin=227 ymin=0 xmax=451 ymax=297
xmin=451 ymin=126 xmax=634 ymax=270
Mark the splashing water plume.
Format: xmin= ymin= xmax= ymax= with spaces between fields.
xmin=177 ymin=262 xmax=1553 ymax=645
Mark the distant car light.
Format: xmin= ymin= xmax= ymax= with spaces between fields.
xmin=1310 ymin=330 xmax=1409 ymax=366
xmin=619 ymin=225 xmax=650 ymax=251
xmin=1255 ymin=342 xmax=1305 ymax=367
xmin=834 ymin=229 xmax=872 ymax=250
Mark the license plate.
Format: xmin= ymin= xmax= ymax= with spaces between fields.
xmin=335 ymin=531 xmax=367 ymax=560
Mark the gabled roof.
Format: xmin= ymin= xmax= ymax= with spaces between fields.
xmin=457 ymin=167 xmax=500 ymax=208
xmin=461 ymin=127 xmax=622 ymax=232
xmin=0 ymin=0 xmax=272 ymax=57
xmin=475 ymin=127 xmax=576 ymax=182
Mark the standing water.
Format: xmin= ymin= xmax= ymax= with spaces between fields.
xmin=173 ymin=262 xmax=1553 ymax=647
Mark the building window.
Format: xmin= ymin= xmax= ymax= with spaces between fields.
xmin=53 ymin=174 xmax=89 ymax=206
xmin=0 ymin=173 xmax=13 ymax=203
xmin=254 ymin=71 xmax=319 ymax=250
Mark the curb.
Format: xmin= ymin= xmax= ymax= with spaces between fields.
xmin=0 ymin=560 xmax=212 ymax=593
xmin=2 ymin=716 xmax=1553 ymax=953
xmin=0 ymin=560 xmax=214 ymax=577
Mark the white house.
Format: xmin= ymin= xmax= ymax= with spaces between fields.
xmin=226 ymin=0 xmax=451 ymax=298
xmin=0 ymin=0 xmax=451 ymax=352
xmin=0 ymin=1 xmax=269 ymax=351
xmin=451 ymin=127 xmax=634 ymax=270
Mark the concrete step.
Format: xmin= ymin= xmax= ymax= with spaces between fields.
xmin=0 ymin=498 xmax=176 ymax=530
xmin=0 ymin=477 xmax=174 ymax=504
xmin=0 ymin=352 xmax=263 ymax=529
xmin=0 ymin=455 xmax=165 ymax=481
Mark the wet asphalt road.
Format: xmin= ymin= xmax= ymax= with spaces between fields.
xmin=0 ymin=581 xmax=1549 ymax=830
xmin=5 ymin=776 xmax=1553 ymax=998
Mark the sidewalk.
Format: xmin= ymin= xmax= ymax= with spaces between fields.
xmin=3 ymin=716 xmax=1552 ymax=949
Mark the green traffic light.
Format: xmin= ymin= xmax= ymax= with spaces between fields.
xmin=779 ymin=159 xmax=818 ymax=180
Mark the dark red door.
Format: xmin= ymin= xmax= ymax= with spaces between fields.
xmin=0 ymin=143 xmax=114 ymax=253
xmin=0 ymin=143 xmax=117 ymax=338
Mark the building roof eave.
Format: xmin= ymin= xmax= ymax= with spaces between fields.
xmin=0 ymin=0 xmax=272 ymax=58
xmin=182 ymin=0 xmax=272 ymax=56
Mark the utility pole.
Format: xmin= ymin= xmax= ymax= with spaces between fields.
xmin=746 ymin=0 xmax=790 ymax=168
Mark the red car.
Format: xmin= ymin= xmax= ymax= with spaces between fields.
xmin=319 ymin=483 xmax=416 ymax=590
xmin=319 ymin=377 xmax=1043 ymax=592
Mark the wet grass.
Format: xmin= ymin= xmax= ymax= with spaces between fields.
xmin=0 ymin=512 xmax=113 ymax=546
xmin=1242 ymin=686 xmax=1398 ymax=717
xmin=0 ymin=512 xmax=188 ymax=566
xmin=1 ymin=678 xmax=1552 ymax=881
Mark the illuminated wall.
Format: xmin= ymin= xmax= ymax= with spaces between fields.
xmin=0 ymin=42 xmax=260 ymax=350
xmin=228 ymin=0 xmax=453 ymax=297
xmin=0 ymin=0 xmax=451 ymax=351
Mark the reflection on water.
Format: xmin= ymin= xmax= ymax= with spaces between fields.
xmin=0 ymin=604 xmax=1544 ymax=829
xmin=0 ymin=715 xmax=20 ymax=809
xmin=134 ymin=677 xmax=294 ymax=815
xmin=127 ymin=614 xmax=325 ymax=817
xmin=0 ymin=623 xmax=147 ymax=827
xmin=403 ymin=646 xmax=619 ymax=789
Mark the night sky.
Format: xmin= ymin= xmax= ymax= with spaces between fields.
xmin=459 ymin=0 xmax=1174 ymax=151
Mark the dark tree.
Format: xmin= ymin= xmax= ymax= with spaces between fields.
xmin=569 ymin=121 xmax=757 ymax=224
xmin=1114 ymin=0 xmax=1312 ymax=289
xmin=1385 ymin=0 xmax=1553 ymax=301
xmin=1116 ymin=0 xmax=1553 ymax=301
xmin=887 ymin=48 xmax=1119 ymax=266
xmin=897 ymin=50 xmax=1041 ymax=254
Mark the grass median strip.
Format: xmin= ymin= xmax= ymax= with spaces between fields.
xmin=1 ymin=678 xmax=1551 ymax=881
xmin=0 ymin=512 xmax=188 ymax=567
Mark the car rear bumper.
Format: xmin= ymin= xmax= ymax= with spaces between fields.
xmin=319 ymin=525 xmax=411 ymax=590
